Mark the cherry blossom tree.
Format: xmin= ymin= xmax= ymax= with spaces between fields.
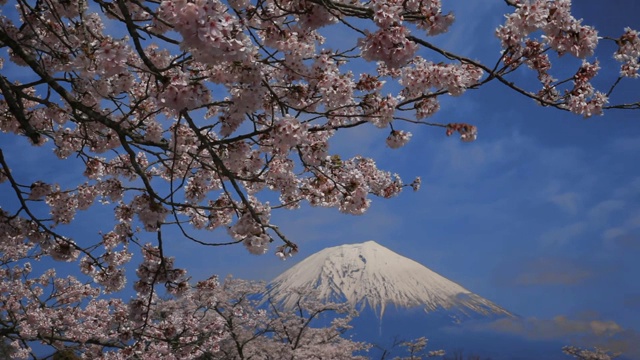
xmin=389 ymin=337 xmax=445 ymax=360
xmin=0 ymin=273 xmax=368 ymax=359
xmin=202 ymin=278 xmax=368 ymax=359
xmin=1 ymin=0 xmax=639 ymax=358
xmin=562 ymin=346 xmax=619 ymax=360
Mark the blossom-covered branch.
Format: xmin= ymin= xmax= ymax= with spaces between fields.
xmin=0 ymin=0 xmax=639 ymax=357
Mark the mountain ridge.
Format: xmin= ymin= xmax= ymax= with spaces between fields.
xmin=267 ymin=240 xmax=513 ymax=319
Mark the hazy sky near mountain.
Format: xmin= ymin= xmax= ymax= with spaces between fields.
xmin=1 ymin=0 xmax=639 ymax=356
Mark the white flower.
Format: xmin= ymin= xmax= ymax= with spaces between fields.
xmin=386 ymin=130 xmax=412 ymax=149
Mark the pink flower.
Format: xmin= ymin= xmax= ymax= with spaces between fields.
xmin=386 ymin=130 xmax=412 ymax=149
xmin=359 ymin=26 xmax=418 ymax=68
xmin=615 ymin=27 xmax=640 ymax=78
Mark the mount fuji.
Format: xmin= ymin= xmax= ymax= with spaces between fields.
xmin=265 ymin=241 xmax=576 ymax=359
xmin=267 ymin=240 xmax=513 ymax=321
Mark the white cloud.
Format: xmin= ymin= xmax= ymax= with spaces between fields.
xmin=540 ymin=222 xmax=587 ymax=246
xmin=510 ymin=257 xmax=592 ymax=286
xmin=602 ymin=227 xmax=626 ymax=242
xmin=550 ymin=192 xmax=581 ymax=215
xmin=486 ymin=315 xmax=622 ymax=339
xmin=613 ymin=176 xmax=640 ymax=199
xmin=609 ymin=136 xmax=640 ymax=153
xmin=588 ymin=200 xmax=625 ymax=220
xmin=600 ymin=209 xmax=640 ymax=249
xmin=482 ymin=315 xmax=640 ymax=358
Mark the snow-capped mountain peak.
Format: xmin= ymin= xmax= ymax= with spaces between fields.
xmin=267 ymin=241 xmax=512 ymax=319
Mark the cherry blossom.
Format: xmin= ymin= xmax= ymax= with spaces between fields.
xmin=386 ymin=130 xmax=412 ymax=149
xmin=0 ymin=0 xmax=639 ymax=357
xmin=446 ymin=123 xmax=478 ymax=142
xmin=360 ymin=26 xmax=418 ymax=68
xmin=562 ymin=346 xmax=620 ymax=360
xmin=614 ymin=27 xmax=640 ymax=78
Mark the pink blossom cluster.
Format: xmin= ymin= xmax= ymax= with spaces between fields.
xmin=497 ymin=0 xmax=598 ymax=59
xmin=370 ymin=0 xmax=404 ymax=28
xmin=400 ymin=58 xmax=484 ymax=98
xmin=522 ymin=39 xmax=553 ymax=86
xmin=614 ymin=28 xmax=640 ymax=78
xmin=0 ymin=268 xmax=293 ymax=358
xmin=309 ymin=52 xmax=357 ymax=110
xmin=271 ymin=115 xmax=309 ymax=154
xmin=414 ymin=97 xmax=441 ymax=119
xmin=564 ymin=61 xmax=608 ymax=117
xmin=0 ymin=210 xmax=35 ymax=262
xmin=260 ymin=24 xmax=323 ymax=61
xmin=297 ymin=4 xmax=338 ymax=30
xmin=363 ymin=94 xmax=399 ymax=128
xmin=494 ymin=1 xmax=628 ymax=116
xmin=158 ymin=75 xmax=212 ymax=112
xmin=356 ymin=73 xmax=386 ymax=92
xmin=78 ymin=226 xmax=132 ymax=293
xmin=410 ymin=177 xmax=422 ymax=191
xmin=403 ymin=0 xmax=454 ymax=35
xmin=359 ymin=26 xmax=418 ymax=68
xmin=227 ymin=196 xmax=273 ymax=254
xmin=130 ymin=195 xmax=169 ymax=232
xmin=359 ymin=0 xmax=454 ymax=68
xmin=386 ymin=130 xmax=412 ymax=149
xmin=91 ymin=38 xmax=131 ymax=77
xmin=184 ymin=169 xmax=223 ymax=203
xmin=562 ymin=346 xmax=618 ymax=360
xmin=266 ymin=157 xmax=300 ymax=205
xmin=300 ymin=156 xmax=404 ymax=215
xmin=0 ymin=274 xmax=364 ymax=359
xmin=203 ymin=277 xmax=369 ymax=360
xmin=135 ymin=244 xmax=188 ymax=295
xmin=45 ymin=187 xmax=79 ymax=225
xmin=156 ymin=0 xmax=254 ymax=64
xmin=188 ymin=194 xmax=236 ymax=230
xmin=446 ymin=123 xmax=478 ymax=142
xmin=48 ymin=0 xmax=88 ymax=19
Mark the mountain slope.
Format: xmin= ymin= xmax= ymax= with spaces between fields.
xmin=267 ymin=241 xmax=512 ymax=319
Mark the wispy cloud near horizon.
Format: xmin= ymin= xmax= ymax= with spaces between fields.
xmin=479 ymin=314 xmax=640 ymax=359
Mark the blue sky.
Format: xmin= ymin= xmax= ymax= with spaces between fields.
xmin=1 ymin=0 xmax=640 ymax=356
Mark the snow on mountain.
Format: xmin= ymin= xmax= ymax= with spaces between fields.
xmin=267 ymin=241 xmax=513 ymax=319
